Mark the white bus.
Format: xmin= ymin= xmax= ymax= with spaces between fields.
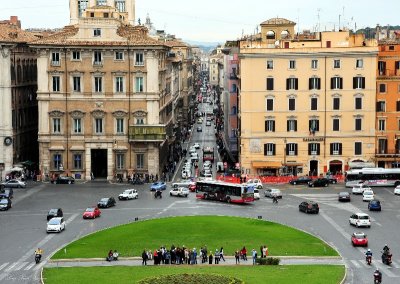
xmin=345 ymin=168 xmax=400 ymax=187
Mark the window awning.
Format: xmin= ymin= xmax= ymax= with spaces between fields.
xmin=252 ymin=161 xmax=281 ymax=168
xmin=283 ymin=163 xmax=303 ymax=167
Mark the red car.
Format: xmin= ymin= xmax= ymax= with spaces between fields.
xmin=189 ymin=183 xmax=196 ymax=192
xmin=83 ymin=206 xmax=101 ymax=219
xmin=351 ymin=232 xmax=368 ymax=247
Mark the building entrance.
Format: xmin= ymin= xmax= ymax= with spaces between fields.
xmin=91 ymin=149 xmax=107 ymax=178
xmin=309 ymin=160 xmax=318 ymax=176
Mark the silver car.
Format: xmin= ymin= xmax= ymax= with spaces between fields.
xmin=1 ymin=179 xmax=26 ymax=188
xmin=264 ymin=188 xmax=282 ymax=199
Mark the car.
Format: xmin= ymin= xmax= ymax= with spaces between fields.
xmin=169 ymin=187 xmax=189 ymax=197
xmin=394 ymin=185 xmax=400 ymax=195
xmin=197 ymin=118 xmax=203 ymax=124
xmin=338 ymin=192 xmax=351 ymax=202
xmin=203 ymin=173 xmax=212 ymax=180
xmin=0 ymin=188 xmax=13 ymax=199
xmin=368 ymin=199 xmax=381 ymax=211
xmin=324 ymin=175 xmax=338 ymax=184
xmin=181 ymin=170 xmax=191 ymax=179
xmin=351 ymin=232 xmax=368 ymax=247
xmin=191 ymin=152 xmax=199 ymax=160
xmin=200 ymin=169 xmax=211 ymax=177
xmin=46 ymin=217 xmax=65 ymax=233
xmin=83 ymin=206 xmax=101 ymax=219
xmin=193 ymin=143 xmax=201 ymax=149
xmin=47 ymin=208 xmax=63 ymax=221
xmin=299 ymin=201 xmax=319 ymax=214
xmin=0 ymin=198 xmax=12 ymax=211
xmin=264 ymin=188 xmax=282 ymax=199
xmin=172 ymin=180 xmax=195 ymax=189
xmin=246 ymin=179 xmax=263 ymax=189
xmin=289 ymin=176 xmax=312 ymax=185
xmin=352 ymin=184 xmax=371 ymax=195
xmin=206 ymin=121 xmax=211 ymax=126
xmin=197 ymin=126 xmax=202 ymax=132
xmin=1 ymin=179 xmax=26 ymax=188
xmin=118 ymin=189 xmax=138 ymax=200
xmin=150 ymin=182 xmax=167 ymax=191
xmin=362 ymin=190 xmax=375 ymax=202
xmin=54 ymin=176 xmax=75 ymax=184
xmin=97 ymin=197 xmax=116 ymax=208
xmin=189 ymin=147 xmax=197 ymax=154
xmin=349 ymin=213 xmax=371 ymax=228
xmin=253 ymin=189 xmax=260 ymax=200
xmin=308 ymin=178 xmax=329 ymax=187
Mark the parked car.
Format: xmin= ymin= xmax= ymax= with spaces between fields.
xmin=0 ymin=198 xmax=12 ymax=211
xmin=197 ymin=126 xmax=202 ymax=132
xmin=246 ymin=179 xmax=263 ymax=189
xmin=193 ymin=143 xmax=201 ymax=149
xmin=253 ymin=189 xmax=260 ymax=200
xmin=0 ymin=188 xmax=13 ymax=199
xmin=338 ymin=192 xmax=351 ymax=202
xmin=200 ymin=169 xmax=211 ymax=177
xmin=289 ymin=176 xmax=312 ymax=185
xmin=299 ymin=201 xmax=319 ymax=214
xmin=325 ymin=176 xmax=338 ymax=184
xmin=362 ymin=190 xmax=375 ymax=202
xmin=349 ymin=213 xmax=371 ymax=228
xmin=352 ymin=184 xmax=371 ymax=195
xmin=189 ymin=147 xmax=197 ymax=154
xmin=169 ymin=187 xmax=189 ymax=197
xmin=206 ymin=121 xmax=211 ymax=126
xmin=54 ymin=176 xmax=75 ymax=184
xmin=46 ymin=217 xmax=65 ymax=233
xmin=264 ymin=188 xmax=282 ymax=199
xmin=118 ymin=189 xmax=138 ymax=200
xmin=394 ymin=185 xmax=400 ymax=195
xmin=351 ymin=232 xmax=368 ymax=247
xmin=150 ymin=182 xmax=167 ymax=191
xmin=83 ymin=207 xmax=101 ymax=219
xmin=1 ymin=179 xmax=26 ymax=188
xmin=308 ymin=178 xmax=329 ymax=187
xmin=97 ymin=197 xmax=116 ymax=208
xmin=47 ymin=208 xmax=63 ymax=221
xmin=368 ymin=200 xmax=381 ymax=211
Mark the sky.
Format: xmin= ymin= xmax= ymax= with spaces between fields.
xmin=0 ymin=0 xmax=399 ymax=43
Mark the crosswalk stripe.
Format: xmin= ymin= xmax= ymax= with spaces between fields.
xmin=24 ymin=263 xmax=35 ymax=271
xmin=374 ymin=261 xmax=397 ymax=278
xmin=4 ymin=262 xmax=18 ymax=272
xmin=13 ymin=262 xmax=28 ymax=271
xmin=0 ymin=263 xmax=9 ymax=271
xmin=350 ymin=259 xmax=361 ymax=268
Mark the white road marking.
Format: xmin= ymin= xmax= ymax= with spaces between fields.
xmin=350 ymin=259 xmax=361 ymax=268
xmin=24 ymin=263 xmax=35 ymax=271
xmin=0 ymin=263 xmax=9 ymax=271
xmin=4 ymin=262 xmax=19 ymax=272
xmin=13 ymin=262 xmax=28 ymax=271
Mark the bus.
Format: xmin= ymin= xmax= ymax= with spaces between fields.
xmin=345 ymin=167 xmax=400 ymax=187
xmin=195 ymin=180 xmax=254 ymax=204
xmin=203 ymin=147 xmax=214 ymax=163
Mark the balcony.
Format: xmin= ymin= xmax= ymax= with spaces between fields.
xmin=376 ymin=149 xmax=400 ymax=157
xmin=377 ymin=69 xmax=400 ymax=78
xmin=128 ymin=125 xmax=166 ymax=142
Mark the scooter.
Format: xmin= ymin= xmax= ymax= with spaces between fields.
xmin=382 ymin=251 xmax=392 ymax=265
xmin=366 ymin=255 xmax=372 ymax=265
xmin=35 ymin=254 xmax=41 ymax=264
xmin=154 ymin=190 xmax=162 ymax=199
xmin=374 ymin=271 xmax=382 ymax=284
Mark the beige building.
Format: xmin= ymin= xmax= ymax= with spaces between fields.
xmin=30 ymin=0 xmax=173 ymax=180
xmin=239 ymin=18 xmax=378 ymax=176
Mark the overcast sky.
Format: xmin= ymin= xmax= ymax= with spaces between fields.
xmin=1 ymin=0 xmax=398 ymax=43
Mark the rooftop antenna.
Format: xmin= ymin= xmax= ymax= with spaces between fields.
xmin=297 ymin=9 xmax=300 ymax=35
xmin=317 ymin=8 xmax=321 ymax=32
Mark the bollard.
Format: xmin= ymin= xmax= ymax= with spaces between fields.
xmin=135 ymin=217 xmax=139 ymax=221
xmin=257 ymin=216 xmax=262 ymax=219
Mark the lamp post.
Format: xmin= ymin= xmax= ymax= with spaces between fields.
xmin=283 ymin=138 xmax=287 ymax=175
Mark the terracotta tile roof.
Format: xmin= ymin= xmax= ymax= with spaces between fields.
xmin=163 ymin=40 xmax=189 ymax=48
xmin=0 ymin=23 xmax=37 ymax=43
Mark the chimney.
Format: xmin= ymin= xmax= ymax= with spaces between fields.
xmin=9 ymin=16 xmax=21 ymax=28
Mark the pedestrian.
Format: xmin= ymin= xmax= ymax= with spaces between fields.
xmin=235 ymin=250 xmax=240 ymax=264
xmin=263 ymin=245 xmax=268 ymax=257
xmin=252 ymin=248 xmax=257 ymax=265
xmin=260 ymin=245 xmax=264 ymax=258
xmin=219 ymin=247 xmax=225 ymax=262
xmin=208 ymin=251 xmax=213 ymax=264
xmin=214 ymin=249 xmax=220 ymax=264
xmin=142 ymin=249 xmax=148 ymax=265
xmin=241 ymin=246 xmax=247 ymax=261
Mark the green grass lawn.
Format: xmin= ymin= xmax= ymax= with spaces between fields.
xmin=43 ymin=265 xmax=345 ymax=284
xmin=52 ymin=216 xmax=337 ymax=259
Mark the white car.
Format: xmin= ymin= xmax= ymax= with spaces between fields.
xmin=253 ymin=189 xmax=260 ymax=200
xmin=264 ymin=188 xmax=282 ymax=198
xmin=189 ymin=147 xmax=197 ymax=154
xmin=349 ymin=213 xmax=371 ymax=228
xmin=193 ymin=143 xmax=201 ymax=149
xmin=352 ymin=184 xmax=371 ymax=195
xmin=118 ymin=189 xmax=138 ymax=200
xmin=181 ymin=170 xmax=191 ymax=179
xmin=203 ymin=173 xmax=212 ymax=180
xmin=169 ymin=187 xmax=189 ymax=197
xmin=247 ymin=179 xmax=263 ymax=189
xmin=46 ymin=217 xmax=66 ymax=233
xmin=394 ymin=185 xmax=400 ymax=195
xmin=172 ymin=180 xmax=195 ymax=189
xmin=362 ymin=190 xmax=375 ymax=202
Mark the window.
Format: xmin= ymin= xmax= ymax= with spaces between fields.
xmin=286 ymin=78 xmax=298 ymax=90
xmin=72 ymin=51 xmax=81 ymax=60
xmin=51 ymin=52 xmax=60 ymax=66
xmin=73 ymin=76 xmax=81 ymax=92
xmin=136 ymin=153 xmax=144 ymax=169
xmin=331 ymin=77 xmax=343 ymax=89
xmin=266 ymin=98 xmax=273 ymax=111
xmin=53 ymin=154 xmax=62 ymax=170
xmin=286 ymin=143 xmax=298 ymax=156
xmin=97 ymin=0 xmax=107 ymax=5
xmin=376 ymin=101 xmax=386 ymax=112
xmin=116 ymin=153 xmax=125 ymax=170
xmin=287 ymin=119 xmax=297 ymax=131
xmin=331 ymin=118 xmax=339 ymax=131
xmin=378 ymin=61 xmax=386 ymax=75
xmin=115 ymin=0 xmax=126 ymax=12
xmin=73 ymin=118 xmax=82 ymax=134
xmin=378 ymin=139 xmax=387 ymax=154
xmin=389 ymin=46 xmax=394 ymax=51
xmin=311 ymin=59 xmax=318 ymax=69
xmin=93 ymin=28 xmax=101 ymax=37
xmin=135 ymin=77 xmax=144 ymax=92
xmin=73 ymin=154 xmax=82 ymax=169
xmin=93 ymin=51 xmax=102 ymax=65
xmin=266 ymin=60 xmax=273 ymax=70
xmin=353 ymin=76 xmax=365 ymax=89
xmin=115 ymin=77 xmax=124 ymax=92
xmin=396 ymin=61 xmax=400 ymax=71
xmin=115 ymin=51 xmax=124 ymax=60
xmin=289 ymin=60 xmax=296 ymax=69
xmin=355 ymin=118 xmax=362 ymax=131
xmin=355 ymin=142 xmax=362 ymax=155
xmin=116 ymin=118 xmax=124 ymax=134
xmin=288 ymin=98 xmax=295 ymax=111
xmin=266 ymin=78 xmax=274 ymax=90
xmin=308 ymin=143 xmax=320 ymax=155
xmin=333 ymin=59 xmax=341 ymax=68
xmin=397 ymin=101 xmax=400 ymax=112
xmin=309 ymin=119 xmax=319 ymax=132
xmin=52 ymin=76 xmax=60 ymax=92
xmin=311 ymin=98 xmax=318 ymax=110
xmin=264 ymin=143 xmax=276 ymax=156
xmin=333 ymin=97 xmax=340 ymax=110
xmin=95 ymin=118 xmax=103 ymax=134
xmin=136 ymin=118 xmax=144 ymax=125
xmin=356 ymin=59 xmax=363 ymax=68
xmin=355 ymin=97 xmax=362 ymax=110
xmin=135 ymin=52 xmax=144 ymax=66
xmin=265 ymin=120 xmax=275 ymax=132
xmin=103 ymin=12 xmax=109 ymax=18
xmin=78 ymin=0 xmax=89 ymax=17
xmin=53 ymin=118 xmax=61 ymax=133
xmin=378 ymin=119 xmax=386 ymax=131
xmin=94 ymin=77 xmax=103 ymax=92
xmin=330 ymin=143 xmax=342 ymax=155
xmin=379 ymin=84 xmax=386 ymax=93
xmin=309 ymin=77 xmax=321 ymax=90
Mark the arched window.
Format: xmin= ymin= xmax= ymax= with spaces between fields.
xmin=266 ymin=30 xmax=275 ymax=39
xmin=281 ymin=30 xmax=290 ymax=39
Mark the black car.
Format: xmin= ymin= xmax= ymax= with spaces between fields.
xmin=308 ymin=178 xmax=329 ymax=187
xmin=325 ymin=176 xmax=338 ymax=184
xmin=0 ymin=198 xmax=12 ymax=211
xmin=338 ymin=192 xmax=351 ymax=202
xmin=47 ymin=208 xmax=63 ymax=221
xmin=54 ymin=176 xmax=75 ymax=184
xmin=289 ymin=176 xmax=312 ymax=185
xmin=98 ymin=197 xmax=116 ymax=208
xmin=299 ymin=201 xmax=319 ymax=214
xmin=0 ymin=188 xmax=13 ymax=199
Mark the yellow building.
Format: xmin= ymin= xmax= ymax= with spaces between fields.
xmin=239 ymin=18 xmax=378 ymax=177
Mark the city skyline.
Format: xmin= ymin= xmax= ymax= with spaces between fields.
xmin=0 ymin=0 xmax=399 ymax=42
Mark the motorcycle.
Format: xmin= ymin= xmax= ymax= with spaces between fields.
xmin=382 ymin=251 xmax=392 ymax=265
xmin=35 ymin=254 xmax=41 ymax=264
xmin=366 ymin=255 xmax=372 ymax=265
xmin=374 ymin=271 xmax=382 ymax=284
xmin=154 ymin=190 xmax=162 ymax=199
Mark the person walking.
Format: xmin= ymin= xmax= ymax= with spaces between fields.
xmin=252 ymin=248 xmax=257 ymax=265
xmin=219 ymin=247 xmax=225 ymax=262
xmin=214 ymin=249 xmax=220 ymax=264
xmin=241 ymin=246 xmax=247 ymax=261
xmin=235 ymin=250 xmax=240 ymax=264
xmin=142 ymin=249 xmax=148 ymax=265
xmin=208 ymin=251 xmax=213 ymax=264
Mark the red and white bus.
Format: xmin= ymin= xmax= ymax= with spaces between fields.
xmin=345 ymin=167 xmax=400 ymax=187
xmin=203 ymin=147 xmax=214 ymax=163
xmin=195 ymin=180 xmax=254 ymax=204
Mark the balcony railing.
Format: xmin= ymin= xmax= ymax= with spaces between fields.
xmin=129 ymin=125 xmax=166 ymax=142
xmin=378 ymin=69 xmax=400 ymax=77
xmin=376 ymin=149 xmax=400 ymax=156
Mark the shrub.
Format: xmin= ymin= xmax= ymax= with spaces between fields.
xmin=255 ymin=257 xmax=280 ymax=265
